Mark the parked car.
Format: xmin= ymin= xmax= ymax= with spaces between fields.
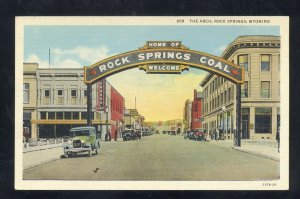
xmin=122 ymin=129 xmax=135 ymax=141
xmin=142 ymin=129 xmax=150 ymax=136
xmin=134 ymin=130 xmax=142 ymax=139
xmin=192 ymin=129 xmax=207 ymax=141
xmin=188 ymin=131 xmax=196 ymax=140
xmin=63 ymin=126 xmax=100 ymax=158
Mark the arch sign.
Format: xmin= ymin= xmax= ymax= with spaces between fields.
xmin=84 ymin=41 xmax=244 ymax=147
xmin=84 ymin=41 xmax=244 ymax=85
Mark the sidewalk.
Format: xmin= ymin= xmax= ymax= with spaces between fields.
xmin=208 ymin=139 xmax=280 ymax=162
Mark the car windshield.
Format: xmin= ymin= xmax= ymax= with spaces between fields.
xmin=70 ymin=130 xmax=90 ymax=137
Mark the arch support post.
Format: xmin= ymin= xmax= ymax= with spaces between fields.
xmin=87 ymin=83 xmax=92 ymax=126
xmin=235 ymin=84 xmax=242 ymax=147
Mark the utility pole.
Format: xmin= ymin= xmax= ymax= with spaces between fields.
xmin=235 ymin=84 xmax=242 ymax=147
xmin=87 ymin=84 xmax=92 ymax=126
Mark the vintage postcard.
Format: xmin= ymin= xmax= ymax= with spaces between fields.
xmin=15 ymin=16 xmax=289 ymax=190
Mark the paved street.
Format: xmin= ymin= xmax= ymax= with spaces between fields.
xmin=23 ymin=134 xmax=279 ymax=181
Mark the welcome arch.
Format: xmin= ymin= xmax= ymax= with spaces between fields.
xmin=84 ymin=41 xmax=244 ymax=146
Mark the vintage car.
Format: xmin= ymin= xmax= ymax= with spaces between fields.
xmin=122 ymin=129 xmax=135 ymax=141
xmin=63 ymin=126 xmax=100 ymax=157
xmin=192 ymin=129 xmax=207 ymax=141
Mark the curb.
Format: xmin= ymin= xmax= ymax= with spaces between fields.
xmin=24 ymin=157 xmax=61 ymax=170
xmin=232 ymin=146 xmax=280 ymax=162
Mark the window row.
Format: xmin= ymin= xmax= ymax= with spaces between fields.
xmin=203 ymin=87 xmax=234 ymax=114
xmin=239 ymin=81 xmax=280 ymax=99
xmin=40 ymin=111 xmax=94 ymax=120
xmin=237 ymin=54 xmax=280 ymax=71
xmin=43 ymin=89 xmax=87 ymax=98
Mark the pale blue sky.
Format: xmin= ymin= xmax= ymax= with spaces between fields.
xmin=24 ymin=25 xmax=279 ymax=121
xmin=24 ymin=25 xmax=279 ymax=67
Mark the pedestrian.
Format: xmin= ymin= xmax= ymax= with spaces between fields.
xmin=214 ymin=128 xmax=218 ymax=141
xmin=114 ymin=129 xmax=118 ymax=141
xmin=276 ymin=126 xmax=280 ymax=153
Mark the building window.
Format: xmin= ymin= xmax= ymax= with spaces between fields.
xmin=40 ymin=112 xmax=46 ymax=120
xmin=73 ymin=112 xmax=79 ymax=120
xmin=48 ymin=112 xmax=55 ymax=120
xmin=278 ymin=81 xmax=280 ymax=97
xmin=221 ymin=93 xmax=223 ymax=105
xmin=57 ymin=90 xmax=63 ymax=105
xmin=23 ymin=83 xmax=29 ymax=103
xmin=71 ymin=90 xmax=77 ymax=97
xmin=57 ymin=90 xmax=63 ymax=96
xmin=224 ymin=91 xmax=227 ymax=104
xmin=65 ymin=112 xmax=71 ymax=119
xmin=238 ymin=54 xmax=248 ymax=71
xmin=56 ymin=112 xmax=63 ymax=119
xmin=45 ymin=90 xmax=50 ymax=97
xmin=278 ymin=55 xmax=280 ymax=71
xmin=81 ymin=112 xmax=87 ymax=120
xmin=261 ymin=81 xmax=270 ymax=98
xmin=255 ymin=108 xmax=272 ymax=133
xmin=241 ymin=81 xmax=248 ymax=98
xmin=228 ymin=87 xmax=231 ymax=101
xmin=261 ymin=54 xmax=271 ymax=71
xmin=84 ymin=90 xmax=87 ymax=97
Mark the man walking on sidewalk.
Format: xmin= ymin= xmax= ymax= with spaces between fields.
xmin=215 ymin=128 xmax=219 ymax=141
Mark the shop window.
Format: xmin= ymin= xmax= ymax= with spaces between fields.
xmin=238 ymin=54 xmax=248 ymax=71
xmin=261 ymin=54 xmax=270 ymax=71
xmin=241 ymin=81 xmax=248 ymax=98
xmin=255 ymin=108 xmax=272 ymax=133
xmin=23 ymin=83 xmax=29 ymax=103
xmin=261 ymin=81 xmax=270 ymax=98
